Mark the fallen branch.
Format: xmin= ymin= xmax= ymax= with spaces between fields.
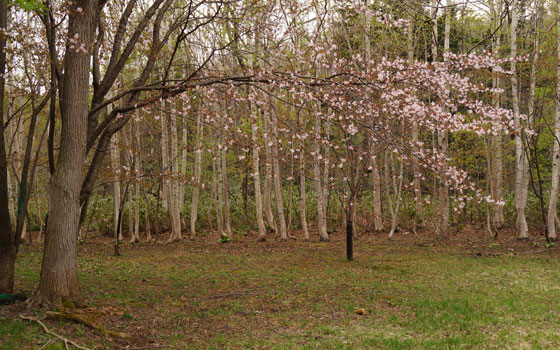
xmin=201 ymin=291 xmax=253 ymax=300
xmin=473 ymin=249 xmax=550 ymax=257
xmin=20 ymin=315 xmax=91 ymax=350
xmin=46 ymin=310 xmax=129 ymax=340
xmin=517 ymin=249 xmax=549 ymax=254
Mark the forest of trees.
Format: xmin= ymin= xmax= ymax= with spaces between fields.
xmin=1 ymin=0 xmax=560 ymax=310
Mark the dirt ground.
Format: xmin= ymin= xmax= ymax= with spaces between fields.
xmin=1 ymin=223 xmax=558 ymax=349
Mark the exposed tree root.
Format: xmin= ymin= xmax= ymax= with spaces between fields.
xmin=412 ymin=223 xmax=421 ymax=240
xmin=20 ymin=315 xmax=91 ymax=350
xmin=45 ymin=310 xmax=129 ymax=340
xmin=26 ymin=291 xmax=87 ymax=310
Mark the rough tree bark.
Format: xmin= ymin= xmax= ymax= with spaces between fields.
xmin=0 ymin=0 xmax=16 ymax=294
xmin=30 ymin=0 xmax=96 ymax=307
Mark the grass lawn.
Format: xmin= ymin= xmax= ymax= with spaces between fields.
xmin=1 ymin=227 xmax=560 ymax=349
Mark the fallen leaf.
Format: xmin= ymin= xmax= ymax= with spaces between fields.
xmin=355 ymin=308 xmax=366 ymax=316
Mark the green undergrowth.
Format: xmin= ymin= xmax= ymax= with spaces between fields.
xmin=2 ymin=236 xmax=560 ymax=349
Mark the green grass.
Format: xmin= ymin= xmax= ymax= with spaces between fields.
xmin=2 ymin=235 xmax=560 ymax=349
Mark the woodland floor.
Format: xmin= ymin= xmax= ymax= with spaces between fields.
xmin=2 ymin=224 xmax=560 ymax=349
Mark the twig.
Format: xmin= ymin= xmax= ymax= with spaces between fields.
xmin=201 ymin=291 xmax=254 ymax=300
xmin=479 ymin=249 xmax=550 ymax=257
xmin=37 ymin=338 xmax=52 ymax=350
xmin=20 ymin=315 xmax=91 ymax=350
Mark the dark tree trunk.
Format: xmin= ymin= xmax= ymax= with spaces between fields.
xmin=0 ymin=0 xmax=15 ymax=294
xmin=30 ymin=0 xmax=96 ymax=307
xmin=346 ymin=218 xmax=353 ymax=261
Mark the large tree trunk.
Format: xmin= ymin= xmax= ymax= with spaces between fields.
xmin=0 ymin=246 xmax=15 ymax=294
xmin=548 ymin=0 xmax=560 ymax=241
xmin=0 ymin=0 xmax=15 ymax=293
xmin=31 ymin=0 xmax=95 ymax=307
